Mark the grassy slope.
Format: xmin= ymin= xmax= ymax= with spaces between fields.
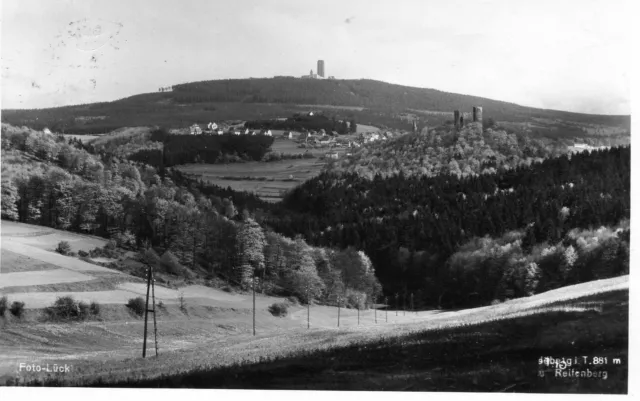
xmin=7 ymin=275 xmax=628 ymax=393
xmin=177 ymin=156 xmax=326 ymax=201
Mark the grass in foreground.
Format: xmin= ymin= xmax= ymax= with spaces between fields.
xmin=14 ymin=288 xmax=627 ymax=393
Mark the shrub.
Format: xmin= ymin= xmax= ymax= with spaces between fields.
xmin=222 ymin=286 xmax=233 ymax=293
xmin=51 ymin=296 xmax=80 ymax=319
xmin=345 ymin=289 xmax=367 ymax=310
xmin=287 ymin=295 xmax=299 ymax=305
xmin=113 ymin=230 xmax=136 ymax=250
xmin=89 ymin=301 xmax=101 ymax=316
xmin=0 ymin=295 xmax=8 ymax=316
xmin=268 ymin=302 xmax=289 ymax=317
xmin=55 ymin=241 xmax=71 ymax=255
xmin=157 ymin=301 xmax=165 ymax=309
xmin=78 ymin=250 xmax=89 ymax=257
xmin=126 ymin=297 xmax=146 ymax=316
xmin=140 ymin=248 xmax=161 ymax=266
xmin=160 ymin=251 xmax=184 ymax=275
xmin=10 ymin=301 xmax=25 ymax=318
xmin=178 ymin=292 xmax=187 ymax=314
xmin=105 ymin=240 xmax=117 ymax=251
xmin=78 ymin=301 xmax=90 ymax=319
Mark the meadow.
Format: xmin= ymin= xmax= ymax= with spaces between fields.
xmin=6 ymin=274 xmax=628 ymax=392
xmin=177 ymin=157 xmax=326 ymax=201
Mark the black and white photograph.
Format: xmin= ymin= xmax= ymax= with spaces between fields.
xmin=0 ymin=0 xmax=635 ymax=397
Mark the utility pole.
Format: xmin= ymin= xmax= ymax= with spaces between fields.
xmin=385 ymin=297 xmax=388 ymax=322
xmin=403 ymin=292 xmax=406 ymax=316
xmin=337 ymin=294 xmax=341 ymax=328
xmin=306 ymin=285 xmax=310 ymax=329
xmin=411 ymin=292 xmax=414 ymax=315
xmin=374 ymin=295 xmax=377 ymax=324
xmin=357 ymin=295 xmax=361 ymax=325
xmin=151 ymin=271 xmax=158 ymax=357
xmin=252 ymin=275 xmax=256 ymax=336
xmin=395 ymin=293 xmax=399 ymax=317
xmin=142 ymin=266 xmax=158 ymax=358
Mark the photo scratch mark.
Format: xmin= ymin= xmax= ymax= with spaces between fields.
xmin=67 ymin=18 xmax=124 ymax=52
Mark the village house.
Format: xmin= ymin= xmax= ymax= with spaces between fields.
xmin=325 ymin=152 xmax=339 ymax=159
xmin=190 ymin=124 xmax=202 ymax=135
xmin=43 ymin=127 xmax=52 ymax=135
xmin=319 ymin=135 xmax=335 ymax=145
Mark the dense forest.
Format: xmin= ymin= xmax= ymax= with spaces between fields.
xmin=245 ymin=113 xmax=356 ymax=134
xmin=263 ymin=145 xmax=630 ymax=307
xmin=0 ymin=124 xmax=380 ymax=307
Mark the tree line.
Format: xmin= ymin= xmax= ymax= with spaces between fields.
xmin=245 ymin=113 xmax=357 ymax=135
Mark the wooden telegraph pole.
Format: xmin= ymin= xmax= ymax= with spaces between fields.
xmin=337 ymin=294 xmax=341 ymax=328
xmin=385 ymin=296 xmax=388 ymax=322
xmin=411 ymin=292 xmax=415 ymax=315
xmin=357 ymin=295 xmax=361 ymax=325
xmin=374 ymin=295 xmax=377 ymax=324
xmin=152 ymin=270 xmax=158 ymax=356
xmin=142 ymin=266 xmax=158 ymax=358
xmin=403 ymin=292 xmax=406 ymax=316
xmin=395 ymin=293 xmax=399 ymax=316
xmin=253 ymin=276 xmax=256 ymax=336
xmin=306 ymin=285 xmax=310 ymax=329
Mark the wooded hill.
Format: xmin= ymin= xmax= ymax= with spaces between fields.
xmin=2 ymin=78 xmax=630 ymax=137
xmin=264 ymin=145 xmax=630 ymax=308
xmin=329 ymin=122 xmax=571 ymax=179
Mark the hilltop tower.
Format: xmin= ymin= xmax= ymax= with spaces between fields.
xmin=317 ymin=60 xmax=325 ymax=78
xmin=473 ymin=106 xmax=483 ymax=124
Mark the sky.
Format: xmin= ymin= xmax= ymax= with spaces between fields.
xmin=1 ymin=0 xmax=633 ymax=114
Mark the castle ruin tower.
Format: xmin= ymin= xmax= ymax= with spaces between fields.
xmin=453 ymin=110 xmax=461 ymax=129
xmin=317 ymin=60 xmax=325 ymax=78
xmin=473 ymin=106 xmax=483 ymax=124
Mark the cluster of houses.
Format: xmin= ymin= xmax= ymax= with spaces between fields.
xmin=188 ymin=122 xmax=272 ymax=136
xmin=350 ymin=131 xmax=396 ymax=146
xmin=298 ymin=130 xmax=339 ymax=145
xmin=569 ymin=143 xmax=611 ymax=153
